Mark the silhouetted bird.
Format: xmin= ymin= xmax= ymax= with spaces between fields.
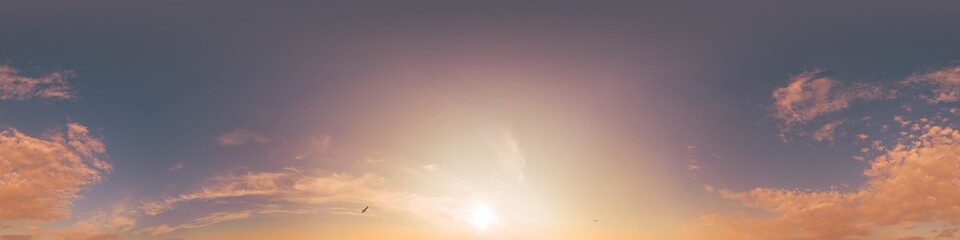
xmin=593 ymin=219 xmax=599 ymax=223
xmin=362 ymin=206 xmax=369 ymax=213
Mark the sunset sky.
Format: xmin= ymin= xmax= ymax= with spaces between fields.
xmin=3 ymin=1 xmax=960 ymax=240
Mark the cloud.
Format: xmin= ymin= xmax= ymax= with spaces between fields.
xmin=704 ymin=124 xmax=960 ymax=239
xmin=903 ymin=65 xmax=960 ymax=103
xmin=811 ymin=119 xmax=844 ymax=142
xmin=140 ymin=170 xmax=387 ymax=216
xmin=136 ymin=163 xmax=489 ymax=235
xmin=131 ymin=129 xmax=525 ymax=236
xmin=167 ymin=162 xmax=184 ymax=172
xmin=56 ymin=228 xmax=122 ymax=240
xmin=771 ymin=70 xmax=893 ymax=140
xmin=0 ymin=235 xmax=32 ymax=240
xmin=485 ymin=128 xmax=527 ymax=184
xmin=215 ymin=129 xmax=270 ymax=146
xmin=0 ymin=64 xmax=74 ymax=100
xmin=0 ymin=122 xmax=110 ymax=221
xmin=140 ymin=210 xmax=255 ymax=235
xmin=293 ymin=134 xmax=332 ymax=160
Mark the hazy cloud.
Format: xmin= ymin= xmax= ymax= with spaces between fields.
xmin=215 ymin=129 xmax=270 ymax=146
xmin=293 ymin=134 xmax=332 ymax=160
xmin=167 ymin=162 xmax=184 ymax=172
xmin=485 ymin=128 xmax=527 ymax=184
xmin=0 ymin=235 xmax=31 ymax=240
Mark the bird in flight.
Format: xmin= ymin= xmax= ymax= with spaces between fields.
xmin=362 ymin=206 xmax=369 ymax=213
xmin=593 ymin=219 xmax=599 ymax=223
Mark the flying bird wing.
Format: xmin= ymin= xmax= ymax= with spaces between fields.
xmin=362 ymin=206 xmax=369 ymax=213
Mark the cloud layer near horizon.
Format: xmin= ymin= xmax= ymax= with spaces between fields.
xmin=702 ymin=65 xmax=960 ymax=239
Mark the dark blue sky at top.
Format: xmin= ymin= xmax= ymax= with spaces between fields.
xmin=2 ymin=0 xmax=960 ymax=213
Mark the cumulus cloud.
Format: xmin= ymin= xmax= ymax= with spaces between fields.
xmin=485 ymin=128 xmax=527 ymax=184
xmin=903 ymin=65 xmax=960 ymax=104
xmin=0 ymin=122 xmax=110 ymax=221
xmin=0 ymin=64 xmax=74 ymax=100
xmin=215 ymin=129 xmax=270 ymax=146
xmin=704 ymin=124 xmax=960 ymax=239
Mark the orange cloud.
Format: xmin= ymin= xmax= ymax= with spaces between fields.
xmin=704 ymin=124 xmax=960 ymax=239
xmin=0 ymin=122 xmax=110 ymax=221
xmin=0 ymin=64 xmax=74 ymax=101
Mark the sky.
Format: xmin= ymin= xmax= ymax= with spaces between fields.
xmin=2 ymin=1 xmax=960 ymax=240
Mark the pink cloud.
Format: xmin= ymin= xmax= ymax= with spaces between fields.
xmin=0 ymin=64 xmax=75 ymax=101
xmin=0 ymin=122 xmax=110 ymax=221
xmin=771 ymin=70 xmax=893 ymax=140
xmin=811 ymin=120 xmax=845 ymax=142
xmin=903 ymin=65 xmax=960 ymax=103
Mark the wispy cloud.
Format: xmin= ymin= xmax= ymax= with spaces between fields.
xmin=140 ymin=170 xmax=388 ymax=217
xmin=215 ymin=129 xmax=270 ymax=146
xmin=167 ymin=162 xmax=184 ymax=172
xmin=141 ymin=210 xmax=256 ymax=235
xmin=293 ymin=134 xmax=332 ymax=160
xmin=485 ymin=128 xmax=527 ymax=184
xmin=0 ymin=64 xmax=75 ymax=101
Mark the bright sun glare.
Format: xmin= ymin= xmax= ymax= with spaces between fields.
xmin=468 ymin=201 xmax=500 ymax=232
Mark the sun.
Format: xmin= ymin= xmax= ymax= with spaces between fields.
xmin=468 ymin=201 xmax=500 ymax=231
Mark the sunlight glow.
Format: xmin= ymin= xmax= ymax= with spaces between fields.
xmin=468 ymin=201 xmax=499 ymax=232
